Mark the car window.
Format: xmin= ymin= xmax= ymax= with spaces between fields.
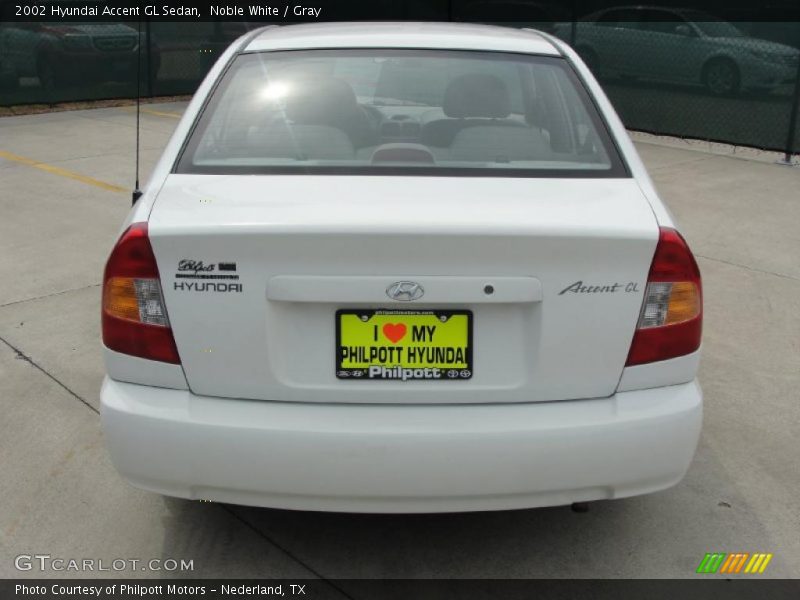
xmin=177 ymin=49 xmax=627 ymax=177
xmin=640 ymin=10 xmax=687 ymax=35
xmin=687 ymin=15 xmax=745 ymax=38
xmin=370 ymin=56 xmax=526 ymax=114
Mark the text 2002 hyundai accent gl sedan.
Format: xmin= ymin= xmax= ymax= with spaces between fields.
xmin=101 ymin=23 xmax=702 ymax=513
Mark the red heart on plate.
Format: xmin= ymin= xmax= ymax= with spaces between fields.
xmin=382 ymin=323 xmax=407 ymax=344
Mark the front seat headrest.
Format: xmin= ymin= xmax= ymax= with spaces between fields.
xmin=443 ymin=73 xmax=511 ymax=119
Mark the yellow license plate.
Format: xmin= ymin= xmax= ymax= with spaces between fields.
xmin=336 ymin=309 xmax=473 ymax=381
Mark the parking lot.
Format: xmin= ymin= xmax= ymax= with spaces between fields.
xmin=0 ymin=101 xmax=798 ymax=580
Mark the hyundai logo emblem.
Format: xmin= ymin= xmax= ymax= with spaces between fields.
xmin=386 ymin=281 xmax=424 ymax=302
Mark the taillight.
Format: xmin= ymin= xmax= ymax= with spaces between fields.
xmin=102 ymin=223 xmax=180 ymax=364
xmin=626 ymin=227 xmax=702 ymax=366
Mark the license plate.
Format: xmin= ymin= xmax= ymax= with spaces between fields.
xmin=336 ymin=309 xmax=472 ymax=381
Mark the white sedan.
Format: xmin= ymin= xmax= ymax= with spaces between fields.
xmin=100 ymin=22 xmax=703 ymax=513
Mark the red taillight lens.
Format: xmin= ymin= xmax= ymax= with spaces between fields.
xmin=626 ymin=227 xmax=702 ymax=366
xmin=102 ymin=223 xmax=180 ymax=364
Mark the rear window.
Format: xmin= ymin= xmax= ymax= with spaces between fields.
xmin=176 ymin=49 xmax=627 ymax=177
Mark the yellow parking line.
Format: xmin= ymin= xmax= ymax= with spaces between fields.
xmin=121 ymin=106 xmax=182 ymax=119
xmin=0 ymin=150 xmax=127 ymax=194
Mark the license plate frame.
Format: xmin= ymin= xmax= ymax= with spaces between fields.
xmin=336 ymin=309 xmax=473 ymax=381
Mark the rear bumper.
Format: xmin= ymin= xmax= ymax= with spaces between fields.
xmin=101 ymin=377 xmax=702 ymax=513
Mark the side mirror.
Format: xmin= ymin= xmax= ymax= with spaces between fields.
xmin=675 ymin=25 xmax=693 ymax=37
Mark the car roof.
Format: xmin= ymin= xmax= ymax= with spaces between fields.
xmin=244 ymin=22 xmax=560 ymax=56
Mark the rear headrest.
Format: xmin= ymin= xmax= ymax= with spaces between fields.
xmin=285 ymin=76 xmax=360 ymax=125
xmin=443 ymin=73 xmax=511 ymax=119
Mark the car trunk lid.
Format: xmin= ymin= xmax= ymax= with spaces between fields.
xmin=148 ymin=174 xmax=657 ymax=404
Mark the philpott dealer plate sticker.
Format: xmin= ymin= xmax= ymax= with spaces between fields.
xmin=336 ymin=309 xmax=473 ymax=381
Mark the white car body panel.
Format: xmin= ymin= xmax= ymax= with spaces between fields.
xmin=244 ymin=22 xmax=561 ymax=55
xmin=616 ymin=349 xmax=701 ymax=392
xmin=100 ymin=23 xmax=702 ymax=512
xmin=102 ymin=376 xmax=701 ymax=513
xmin=266 ymin=275 xmax=543 ymax=304
xmin=148 ymin=175 xmax=657 ymax=404
xmin=103 ymin=347 xmax=188 ymax=390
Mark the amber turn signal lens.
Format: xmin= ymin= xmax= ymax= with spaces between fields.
xmin=664 ymin=281 xmax=701 ymax=325
xmin=103 ymin=276 xmax=140 ymax=322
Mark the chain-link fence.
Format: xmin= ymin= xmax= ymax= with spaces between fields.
xmin=555 ymin=16 xmax=800 ymax=158
xmin=1 ymin=16 xmax=799 ymax=156
xmin=0 ymin=22 xmax=243 ymax=103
